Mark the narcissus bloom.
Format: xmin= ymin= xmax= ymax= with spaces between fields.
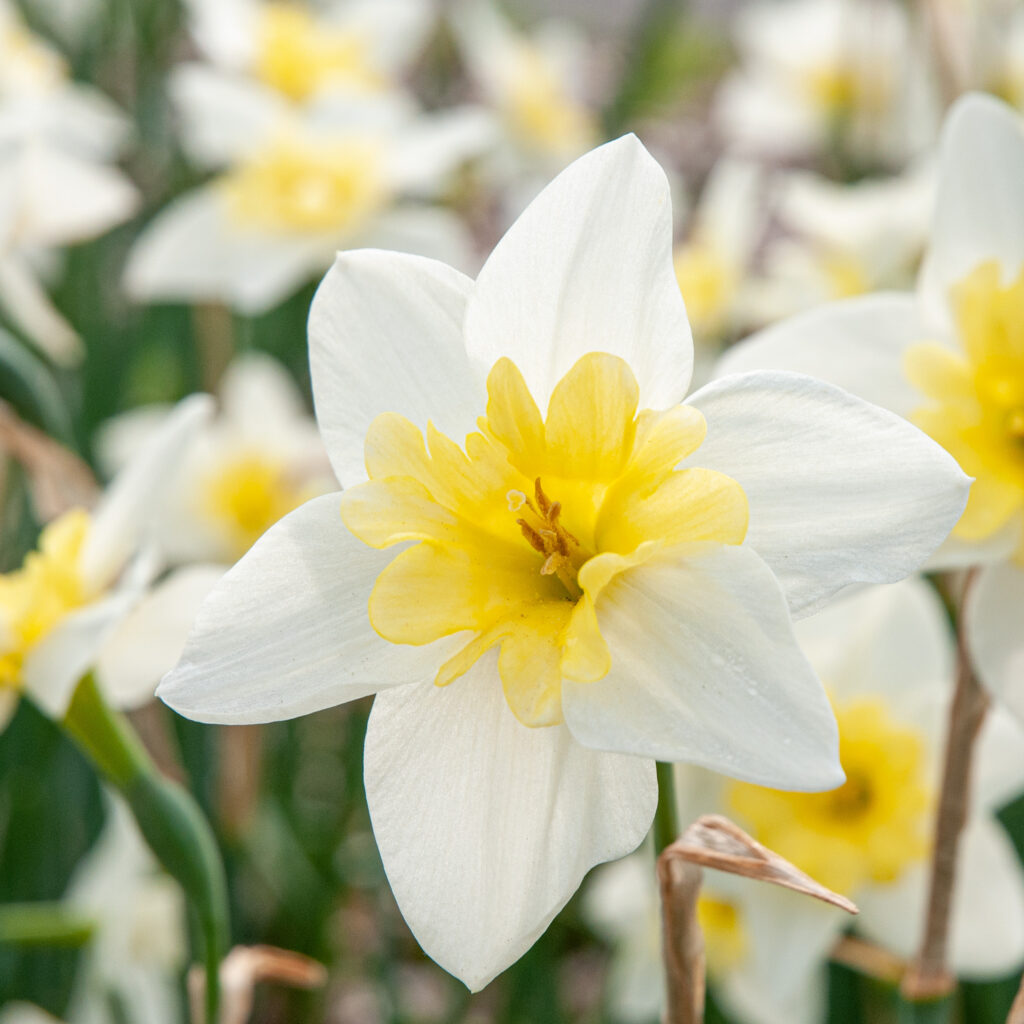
xmin=0 ymin=396 xmax=209 ymax=729
xmin=719 ymin=93 xmax=1024 ymax=731
xmin=160 ymin=136 xmax=968 ymax=990
xmin=588 ymin=581 xmax=1024 ymax=1024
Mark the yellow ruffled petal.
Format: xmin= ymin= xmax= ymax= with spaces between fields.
xmin=903 ymin=342 xmax=974 ymax=406
xmin=543 ymin=353 xmax=639 ymax=480
xmin=340 ymin=478 xmax=458 ymax=548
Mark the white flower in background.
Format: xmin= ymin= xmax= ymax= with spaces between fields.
xmin=96 ymin=352 xmax=333 ymax=566
xmin=159 ymin=136 xmax=967 ymax=990
xmin=713 ymin=0 xmax=937 ymax=166
xmin=672 ymin=159 xmax=767 ymax=352
xmin=449 ymin=0 xmax=599 ymax=211
xmin=64 ymin=795 xmax=187 ymax=1024
xmin=0 ymin=395 xmax=210 ymax=729
xmin=92 ymin=355 xmax=334 ymax=708
xmin=178 ymin=0 xmax=432 ymax=115
xmin=0 ymin=1006 xmax=64 ymax=1024
xmin=0 ymin=0 xmax=138 ymax=363
xmin=719 ymin=93 xmax=1024 ymax=732
xmin=746 ymin=160 xmax=935 ymax=324
xmin=588 ymin=580 xmax=1024 ymax=1024
xmin=124 ymin=92 xmax=491 ymax=314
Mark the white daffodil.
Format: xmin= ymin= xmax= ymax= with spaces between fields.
xmin=589 ymin=579 xmax=1024 ymax=1024
xmin=0 ymin=1006 xmax=64 ymax=1024
xmin=719 ymin=93 xmax=1024 ymax=730
xmin=713 ymin=0 xmax=937 ymax=166
xmin=124 ymin=92 xmax=491 ymax=314
xmin=0 ymin=0 xmax=138 ymax=363
xmin=90 ymin=355 xmax=335 ymax=706
xmin=746 ymin=160 xmax=935 ymax=324
xmin=159 ymin=135 xmax=968 ymax=991
xmin=0 ymin=395 xmax=210 ymax=729
xmin=64 ymin=795 xmax=187 ymax=1024
xmin=672 ymin=158 xmax=768 ymax=351
xmin=178 ymin=0 xmax=433 ymax=115
xmin=449 ymin=0 xmax=599 ymax=213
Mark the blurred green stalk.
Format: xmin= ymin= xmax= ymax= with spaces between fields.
xmin=0 ymin=903 xmax=95 ymax=948
xmin=63 ymin=672 xmax=228 ymax=1023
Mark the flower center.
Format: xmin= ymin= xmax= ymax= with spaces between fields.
xmin=200 ymin=450 xmax=310 ymax=558
xmin=220 ymin=137 xmax=389 ymax=235
xmin=255 ymin=3 xmax=382 ymax=101
xmin=510 ymin=478 xmax=589 ymax=599
xmin=904 ymin=260 xmax=1024 ymax=554
xmin=725 ymin=696 xmax=933 ymax=894
xmin=0 ymin=508 xmax=91 ymax=689
xmin=340 ymin=352 xmax=749 ymax=728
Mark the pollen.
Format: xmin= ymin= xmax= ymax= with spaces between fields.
xmin=904 ymin=260 xmax=1024 ymax=556
xmin=339 ymin=352 xmax=749 ymax=728
xmin=725 ymin=696 xmax=933 ymax=894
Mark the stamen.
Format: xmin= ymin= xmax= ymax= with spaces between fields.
xmin=512 ymin=478 xmax=584 ymax=599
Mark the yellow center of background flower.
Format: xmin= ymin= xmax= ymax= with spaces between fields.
xmin=801 ymin=60 xmax=890 ymax=117
xmin=698 ymin=893 xmax=747 ymax=973
xmin=673 ymin=239 xmax=737 ymax=340
xmin=905 ymin=260 xmax=1024 ymax=558
xmin=503 ymin=47 xmax=595 ymax=157
xmin=340 ymin=352 xmax=749 ymax=728
xmin=201 ymin=451 xmax=310 ymax=559
xmin=221 ymin=137 xmax=389 ymax=235
xmin=256 ymin=3 xmax=382 ymax=101
xmin=726 ymin=697 xmax=932 ymax=895
xmin=0 ymin=508 xmax=91 ymax=688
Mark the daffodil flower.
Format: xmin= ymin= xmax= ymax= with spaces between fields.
xmin=0 ymin=395 xmax=210 ymax=730
xmin=65 ymin=795 xmax=187 ymax=1024
xmin=159 ymin=136 xmax=968 ymax=990
xmin=713 ymin=0 xmax=937 ymax=166
xmin=719 ymin=93 xmax=1024 ymax=733
xmin=0 ymin=0 xmax=137 ymax=363
xmin=124 ymin=94 xmax=492 ymax=314
xmin=590 ymin=580 xmax=1024 ymax=1024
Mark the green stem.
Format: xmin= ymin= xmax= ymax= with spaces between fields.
xmin=896 ymin=994 xmax=956 ymax=1024
xmin=62 ymin=672 xmax=228 ymax=1022
xmin=0 ymin=903 xmax=95 ymax=947
xmin=654 ymin=761 xmax=680 ymax=853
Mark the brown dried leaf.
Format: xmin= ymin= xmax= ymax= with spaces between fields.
xmin=0 ymin=401 xmax=97 ymax=519
xmin=664 ymin=814 xmax=858 ymax=914
xmin=189 ymin=944 xmax=328 ymax=1024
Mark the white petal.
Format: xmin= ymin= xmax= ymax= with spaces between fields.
xmin=921 ymin=93 xmax=1024 ymax=324
xmin=973 ymin=705 xmax=1024 ymax=814
xmin=169 ymin=64 xmax=285 ymax=169
xmin=96 ymin=564 xmax=226 ymax=711
xmin=723 ymin=882 xmax=841 ymax=1024
xmin=123 ymin=187 xmax=329 ymax=314
xmin=308 ymin=249 xmax=483 ymax=486
xmin=364 ymin=659 xmax=657 ymax=991
xmin=563 ymin=544 xmax=842 ymax=791
xmin=0 ymin=254 xmax=82 ymax=365
xmin=685 ymin=371 xmax=971 ymax=617
xmin=716 ymin=293 xmax=926 ymax=419
xmin=24 ymin=584 xmax=144 ymax=719
xmin=794 ymin=578 xmax=953 ymax=741
xmin=157 ymin=493 xmax=458 ymax=723
xmin=359 ymin=206 xmax=477 ymax=275
xmin=218 ymin=351 xmax=308 ymax=436
xmin=857 ymin=817 xmax=1024 ymax=978
xmin=463 ymin=134 xmax=693 ymax=410
xmin=385 ymin=107 xmax=497 ymax=195
xmin=967 ymin=561 xmax=1024 ymax=726
xmin=81 ymin=394 xmax=213 ymax=593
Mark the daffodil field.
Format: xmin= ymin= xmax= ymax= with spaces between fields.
xmin=4 ymin=1 xmax=1024 ymax=1023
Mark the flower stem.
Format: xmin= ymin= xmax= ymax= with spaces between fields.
xmin=0 ymin=903 xmax=95 ymax=947
xmin=902 ymin=571 xmax=987 ymax=1001
xmin=63 ymin=672 xmax=229 ymax=1023
xmin=654 ymin=761 xmax=680 ymax=853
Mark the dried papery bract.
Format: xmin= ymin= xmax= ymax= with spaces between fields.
xmin=0 ymin=400 xmax=97 ymax=519
xmin=658 ymin=814 xmax=858 ymax=1024
xmin=188 ymin=944 xmax=328 ymax=1024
